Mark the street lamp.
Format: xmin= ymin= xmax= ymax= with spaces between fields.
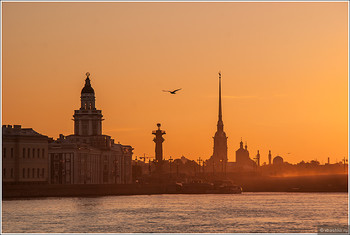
xmin=197 ymin=157 xmax=202 ymax=174
xmin=220 ymin=159 xmax=224 ymax=175
xmin=169 ymin=156 xmax=173 ymax=178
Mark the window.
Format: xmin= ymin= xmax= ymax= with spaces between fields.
xmin=3 ymin=168 xmax=6 ymax=178
xmin=23 ymin=148 xmax=25 ymax=158
xmin=37 ymin=149 xmax=40 ymax=158
xmin=11 ymin=148 xmax=14 ymax=158
xmin=74 ymin=122 xmax=79 ymax=134
xmin=27 ymin=168 xmax=30 ymax=178
xmin=11 ymin=168 xmax=14 ymax=178
xmin=92 ymin=121 xmax=98 ymax=135
xmin=42 ymin=168 xmax=45 ymax=178
xmin=32 ymin=168 xmax=35 ymax=178
xmin=37 ymin=168 xmax=40 ymax=178
xmin=42 ymin=149 xmax=45 ymax=158
xmin=3 ymin=148 xmax=6 ymax=158
xmin=33 ymin=149 xmax=35 ymax=159
xmin=23 ymin=168 xmax=25 ymax=178
xmin=28 ymin=148 xmax=30 ymax=158
xmin=82 ymin=120 xmax=88 ymax=135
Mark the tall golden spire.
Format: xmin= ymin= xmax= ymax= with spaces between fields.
xmin=217 ymin=71 xmax=223 ymax=132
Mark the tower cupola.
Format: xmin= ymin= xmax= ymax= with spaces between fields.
xmin=73 ymin=72 xmax=103 ymax=136
xmin=80 ymin=72 xmax=96 ymax=110
xmin=81 ymin=72 xmax=95 ymax=94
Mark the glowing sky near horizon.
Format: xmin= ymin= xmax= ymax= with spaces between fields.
xmin=2 ymin=2 xmax=348 ymax=164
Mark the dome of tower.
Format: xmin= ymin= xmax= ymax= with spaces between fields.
xmin=81 ymin=73 xmax=95 ymax=94
xmin=81 ymin=81 xmax=95 ymax=94
xmin=273 ymin=156 xmax=284 ymax=165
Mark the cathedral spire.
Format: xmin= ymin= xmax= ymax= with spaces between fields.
xmin=212 ymin=71 xmax=228 ymax=166
xmin=217 ymin=72 xmax=223 ymax=132
xmin=218 ymin=71 xmax=222 ymax=121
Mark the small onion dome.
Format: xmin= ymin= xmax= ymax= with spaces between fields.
xmin=81 ymin=72 xmax=95 ymax=94
xmin=273 ymin=156 xmax=284 ymax=165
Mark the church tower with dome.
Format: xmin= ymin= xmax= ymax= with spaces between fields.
xmin=73 ymin=72 xmax=103 ymax=136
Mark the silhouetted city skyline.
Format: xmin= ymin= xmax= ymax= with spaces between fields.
xmin=2 ymin=2 xmax=347 ymax=164
xmin=2 ymin=2 xmax=348 ymax=234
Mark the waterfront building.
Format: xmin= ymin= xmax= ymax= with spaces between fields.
xmin=268 ymin=150 xmax=272 ymax=165
xmin=209 ymin=72 xmax=228 ymax=172
xmin=2 ymin=125 xmax=50 ymax=184
xmin=235 ymin=139 xmax=256 ymax=169
xmin=48 ymin=73 xmax=133 ymax=184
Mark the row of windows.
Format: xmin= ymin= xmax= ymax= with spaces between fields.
xmin=2 ymin=168 xmax=46 ymax=179
xmin=2 ymin=168 xmax=14 ymax=178
xmin=22 ymin=148 xmax=45 ymax=159
xmin=2 ymin=148 xmax=14 ymax=158
xmin=23 ymin=168 xmax=45 ymax=179
xmin=3 ymin=147 xmax=46 ymax=159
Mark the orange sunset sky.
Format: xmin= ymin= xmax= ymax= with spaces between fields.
xmin=2 ymin=2 xmax=348 ymax=164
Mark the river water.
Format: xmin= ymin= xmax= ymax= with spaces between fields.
xmin=2 ymin=192 xmax=348 ymax=233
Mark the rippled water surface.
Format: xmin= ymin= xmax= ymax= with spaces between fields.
xmin=2 ymin=193 xmax=348 ymax=233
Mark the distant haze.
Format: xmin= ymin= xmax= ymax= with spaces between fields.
xmin=2 ymin=2 xmax=348 ymax=164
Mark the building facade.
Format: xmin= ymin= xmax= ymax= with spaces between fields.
xmin=48 ymin=73 xmax=133 ymax=184
xmin=2 ymin=125 xmax=50 ymax=184
xmin=235 ymin=139 xmax=256 ymax=169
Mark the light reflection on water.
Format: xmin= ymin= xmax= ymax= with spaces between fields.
xmin=2 ymin=192 xmax=348 ymax=233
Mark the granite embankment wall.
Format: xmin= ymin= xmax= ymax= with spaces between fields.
xmin=236 ymin=174 xmax=348 ymax=192
xmin=2 ymin=174 xmax=347 ymax=198
xmin=2 ymin=184 xmax=167 ymax=198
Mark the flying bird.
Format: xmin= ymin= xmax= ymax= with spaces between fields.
xmin=163 ymin=88 xmax=182 ymax=94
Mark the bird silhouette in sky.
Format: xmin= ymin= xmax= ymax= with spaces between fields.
xmin=162 ymin=88 xmax=182 ymax=94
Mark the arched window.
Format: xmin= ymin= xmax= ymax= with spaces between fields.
xmin=32 ymin=168 xmax=35 ymax=178
xmin=38 ymin=149 xmax=40 ymax=158
xmin=27 ymin=148 xmax=30 ymax=158
xmin=37 ymin=168 xmax=40 ymax=178
xmin=27 ymin=168 xmax=30 ymax=178
xmin=42 ymin=149 xmax=45 ymax=158
xmin=23 ymin=148 xmax=25 ymax=158
xmin=33 ymin=149 xmax=35 ymax=159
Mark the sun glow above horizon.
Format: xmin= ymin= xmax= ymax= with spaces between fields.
xmin=2 ymin=2 xmax=348 ymax=164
